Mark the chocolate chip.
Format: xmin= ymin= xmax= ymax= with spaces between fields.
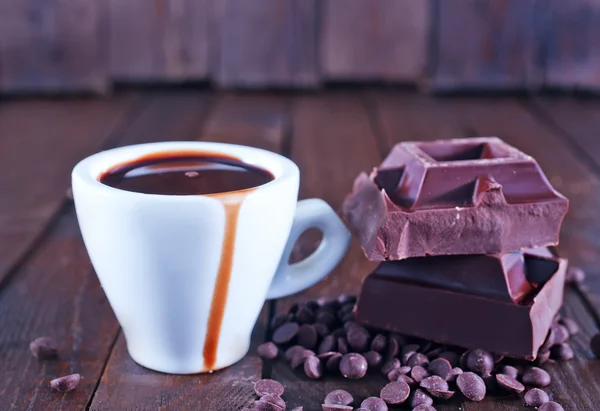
xmin=296 ymin=306 xmax=315 ymax=324
xmin=566 ymin=266 xmax=585 ymax=284
xmin=338 ymin=294 xmax=356 ymax=305
xmin=255 ymin=394 xmax=286 ymax=411
xmin=559 ymin=317 xmax=579 ymax=336
xmin=427 ymin=389 xmax=455 ymax=400
xmin=290 ymin=407 xmax=303 ymax=411
xmin=428 ymin=358 xmax=452 ymax=380
xmin=464 ymin=349 xmax=494 ymax=376
xmin=522 ymin=367 xmax=551 ymax=387
xmin=591 ymin=333 xmax=600 ymax=358
xmin=339 ymin=353 xmax=368 ymax=379
xmin=456 ymin=372 xmax=486 ymax=401
xmin=389 ymin=333 xmax=407 ymax=346
xmin=381 ymin=358 xmax=400 ymax=375
xmin=539 ymin=402 xmax=564 ymax=411
xmin=524 ymin=388 xmax=550 ymax=407
xmin=396 ymin=374 xmax=416 ymax=387
xmin=271 ymin=314 xmax=289 ymax=330
xmin=306 ymin=300 xmax=320 ymax=311
xmin=257 ymin=342 xmax=279 ymax=360
xmin=371 ymin=334 xmax=387 ymax=352
xmin=501 ymin=365 xmax=519 ymax=379
xmin=459 ymin=350 xmax=469 ymax=369
xmin=332 ymin=328 xmax=346 ymax=338
xmin=399 ymin=366 xmax=412 ymax=374
xmin=317 ymin=351 xmax=337 ymax=361
xmin=289 ymin=303 xmax=299 ymax=314
xmin=412 ymin=405 xmax=436 ymax=411
xmin=360 ymin=396 xmax=388 ymax=411
xmin=29 ymin=336 xmax=58 ymax=360
xmin=285 ymin=345 xmax=305 ymax=362
xmin=326 ymin=353 xmax=343 ymax=372
xmin=385 ymin=337 xmax=399 ymax=359
xmin=50 ymin=373 xmax=80 ymax=392
xmin=496 ymin=373 xmax=525 ymax=393
xmin=316 ymin=311 xmax=337 ymax=328
xmin=337 ymin=337 xmax=349 ymax=354
xmin=536 ymin=349 xmax=551 ymax=365
xmin=409 ymin=389 xmax=433 ymax=407
xmin=273 ymin=322 xmax=300 ymax=345
xmin=407 ymin=353 xmax=429 ymax=368
xmin=298 ymin=324 xmax=318 ymax=349
xmin=437 ymin=351 xmax=459 ymax=367
xmin=551 ymin=342 xmax=574 ymax=360
xmin=324 ymin=389 xmax=354 ymax=405
xmin=304 ymin=355 xmax=323 ymax=379
xmin=380 ymin=381 xmax=410 ymax=405
xmin=552 ymin=324 xmax=570 ymax=345
xmin=410 ymin=365 xmax=430 ymax=383
xmin=447 ymin=367 xmax=463 ymax=383
xmin=346 ymin=325 xmax=370 ymax=352
xmin=321 ymin=405 xmax=353 ymax=411
xmin=254 ymin=379 xmax=285 ymax=397
xmin=318 ymin=335 xmax=337 ymax=354
xmin=387 ymin=368 xmax=404 ymax=382
xmin=425 ymin=347 xmax=444 ymax=359
xmin=291 ymin=349 xmax=314 ymax=369
xmin=420 ymin=375 xmax=448 ymax=396
xmin=364 ymin=351 xmax=383 ymax=368
xmin=314 ymin=323 xmax=331 ymax=338
xmin=401 ymin=344 xmax=420 ymax=357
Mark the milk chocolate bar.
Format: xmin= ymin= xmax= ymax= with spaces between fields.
xmin=353 ymin=248 xmax=566 ymax=359
xmin=342 ymin=137 xmax=569 ymax=260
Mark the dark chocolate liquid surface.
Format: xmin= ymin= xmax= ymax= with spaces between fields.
xmin=99 ymin=151 xmax=274 ymax=195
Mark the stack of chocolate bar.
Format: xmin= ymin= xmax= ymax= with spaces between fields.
xmin=342 ymin=137 xmax=569 ymax=360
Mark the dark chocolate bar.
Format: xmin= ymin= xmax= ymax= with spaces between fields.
xmin=342 ymin=137 xmax=569 ymax=260
xmin=353 ymin=248 xmax=566 ymax=359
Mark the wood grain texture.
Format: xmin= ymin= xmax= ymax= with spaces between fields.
xmin=432 ymin=0 xmax=541 ymax=91
xmin=543 ymin=0 xmax=600 ymax=90
xmin=0 ymin=95 xmax=138 ymax=286
xmin=90 ymin=93 xmax=289 ymax=411
xmin=321 ymin=0 xmax=429 ymax=81
xmin=107 ymin=0 xmax=210 ymax=81
xmin=212 ymin=0 xmax=319 ymax=88
xmin=0 ymin=0 xmax=107 ymax=93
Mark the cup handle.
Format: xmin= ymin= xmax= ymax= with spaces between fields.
xmin=266 ymin=199 xmax=351 ymax=300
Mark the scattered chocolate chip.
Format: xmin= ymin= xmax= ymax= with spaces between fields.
xmin=273 ymin=322 xmax=300 ymax=345
xmin=371 ymin=334 xmax=387 ymax=352
xmin=420 ymin=375 xmax=448 ymax=395
xmin=385 ymin=337 xmax=400 ymax=359
xmin=271 ymin=314 xmax=288 ymax=330
xmin=387 ymin=368 xmax=404 ymax=382
xmin=326 ymin=353 xmax=343 ymax=372
xmin=551 ymin=342 xmax=574 ymax=361
xmin=407 ymin=353 xmax=429 ymax=368
xmin=411 ymin=365 xmax=430 ymax=383
xmin=316 ymin=311 xmax=337 ymax=328
xmin=590 ymin=333 xmax=600 ymax=358
xmin=456 ymin=372 xmax=486 ymax=401
xmin=338 ymin=294 xmax=356 ymax=305
xmin=501 ymin=365 xmax=519 ymax=379
xmin=318 ymin=335 xmax=337 ymax=354
xmin=437 ymin=351 xmax=459 ymax=367
xmin=522 ymin=367 xmax=551 ymax=387
xmin=324 ymin=389 xmax=354 ymax=405
xmin=459 ymin=350 xmax=470 ymax=369
xmin=380 ymin=381 xmax=410 ymax=405
xmin=314 ymin=323 xmax=331 ymax=338
xmin=290 ymin=407 xmax=303 ymax=411
xmin=360 ymin=396 xmax=388 ymax=411
xmin=317 ymin=351 xmax=337 ymax=361
xmin=346 ymin=325 xmax=370 ymax=352
xmin=291 ymin=349 xmax=314 ymax=369
xmin=296 ymin=306 xmax=315 ymax=324
xmin=539 ymin=401 xmax=564 ymax=411
xmin=399 ymin=366 xmax=412 ymax=374
xmin=297 ymin=324 xmax=318 ymax=349
xmin=559 ymin=317 xmax=579 ymax=336
xmin=428 ymin=358 xmax=452 ymax=380
xmin=29 ymin=336 xmax=58 ymax=360
xmin=381 ymin=358 xmax=400 ymax=375
xmin=524 ymin=388 xmax=550 ymax=407
xmin=321 ymin=405 xmax=352 ymax=411
xmin=425 ymin=347 xmax=444 ymax=360
xmin=339 ymin=353 xmax=368 ymax=379
xmin=257 ymin=342 xmax=279 ymax=360
xmin=255 ymin=394 xmax=286 ymax=411
xmin=410 ymin=389 xmax=433 ymax=407
xmin=332 ymin=328 xmax=346 ymax=338
xmin=447 ymin=367 xmax=463 ymax=383
xmin=428 ymin=389 xmax=455 ymax=400
xmin=254 ymin=379 xmax=285 ymax=397
xmin=495 ymin=373 xmax=525 ymax=393
xmin=536 ymin=349 xmax=551 ymax=365
xmin=566 ymin=266 xmax=585 ymax=284
xmin=50 ymin=373 xmax=80 ymax=392
xmin=552 ymin=324 xmax=570 ymax=345
xmin=364 ymin=351 xmax=383 ymax=368
xmin=412 ymin=405 xmax=436 ymax=411
xmin=401 ymin=344 xmax=420 ymax=357
xmin=304 ymin=355 xmax=323 ymax=379
xmin=285 ymin=345 xmax=305 ymax=362
xmin=337 ymin=337 xmax=349 ymax=355
xmin=306 ymin=300 xmax=319 ymax=311
xmin=389 ymin=333 xmax=408 ymax=346
xmin=464 ymin=349 xmax=494 ymax=376
xmin=396 ymin=374 xmax=417 ymax=387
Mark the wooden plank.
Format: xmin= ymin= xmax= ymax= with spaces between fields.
xmin=0 ymin=0 xmax=107 ymax=93
xmin=90 ymin=93 xmax=289 ymax=411
xmin=0 ymin=94 xmax=139 ymax=286
xmin=432 ymin=0 xmax=540 ymax=91
xmin=320 ymin=0 xmax=429 ymax=82
xmin=107 ymin=0 xmax=209 ymax=81
xmin=212 ymin=0 xmax=319 ymax=88
xmin=0 ymin=92 xmax=212 ymax=410
xmin=543 ymin=0 xmax=600 ymax=91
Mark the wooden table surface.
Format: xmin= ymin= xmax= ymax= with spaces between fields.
xmin=1 ymin=89 xmax=599 ymax=411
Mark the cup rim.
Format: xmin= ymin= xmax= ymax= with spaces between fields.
xmin=72 ymin=141 xmax=299 ymax=200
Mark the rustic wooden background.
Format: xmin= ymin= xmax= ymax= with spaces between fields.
xmin=1 ymin=0 xmax=599 ymax=94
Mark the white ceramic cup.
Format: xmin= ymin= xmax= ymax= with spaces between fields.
xmin=71 ymin=141 xmax=350 ymax=374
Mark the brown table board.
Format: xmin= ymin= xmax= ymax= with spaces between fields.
xmin=0 ymin=90 xmax=598 ymax=411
